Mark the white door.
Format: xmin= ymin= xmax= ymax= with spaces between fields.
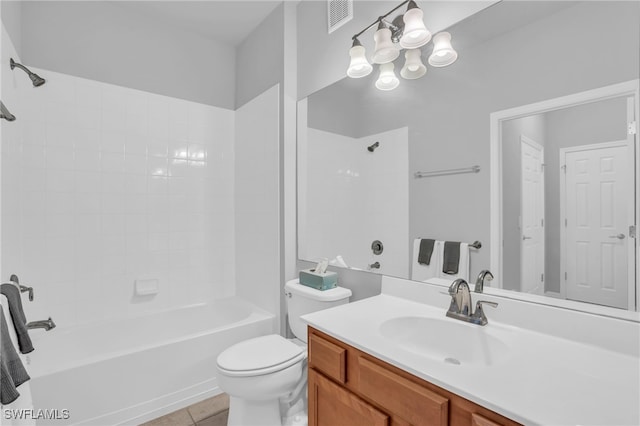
xmin=520 ymin=136 xmax=545 ymax=294
xmin=562 ymin=141 xmax=633 ymax=309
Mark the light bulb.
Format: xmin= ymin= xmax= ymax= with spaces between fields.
xmin=375 ymin=63 xmax=399 ymax=91
xmin=346 ymin=39 xmax=373 ymax=78
xmin=373 ymin=23 xmax=400 ymax=64
xmin=428 ymin=32 xmax=458 ymax=67
xmin=400 ymin=49 xmax=426 ymax=80
xmin=399 ymin=1 xmax=432 ymax=49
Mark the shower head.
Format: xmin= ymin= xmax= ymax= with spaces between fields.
xmin=367 ymin=141 xmax=380 ymax=152
xmin=0 ymin=101 xmax=16 ymax=121
xmin=10 ymin=58 xmax=46 ymax=87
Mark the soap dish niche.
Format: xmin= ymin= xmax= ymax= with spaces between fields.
xmin=135 ymin=278 xmax=159 ymax=296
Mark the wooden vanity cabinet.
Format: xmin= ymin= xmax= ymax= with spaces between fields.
xmin=308 ymin=327 xmax=521 ymax=426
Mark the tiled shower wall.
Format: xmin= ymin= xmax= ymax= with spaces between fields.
xmin=2 ymin=66 xmax=236 ymax=327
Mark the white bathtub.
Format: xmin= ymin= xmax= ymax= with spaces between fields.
xmin=26 ymin=297 xmax=275 ymax=425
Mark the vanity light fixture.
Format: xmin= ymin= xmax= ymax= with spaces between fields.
xmin=346 ymin=0 xmax=458 ymax=90
xmin=375 ymin=63 xmax=400 ymax=91
xmin=372 ymin=21 xmax=400 ymax=64
xmin=347 ymin=38 xmax=373 ymax=78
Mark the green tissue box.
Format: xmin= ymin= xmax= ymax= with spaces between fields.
xmin=299 ymin=269 xmax=337 ymax=290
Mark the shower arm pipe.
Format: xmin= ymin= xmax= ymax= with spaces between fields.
xmin=351 ymin=0 xmax=410 ymax=41
xmin=9 ymin=59 xmax=32 ymax=76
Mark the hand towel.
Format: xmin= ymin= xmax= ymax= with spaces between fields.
xmin=411 ymin=239 xmax=442 ymax=281
xmin=1 ymin=284 xmax=34 ymax=354
xmin=438 ymin=242 xmax=470 ymax=282
xmin=1 ymin=305 xmax=30 ymax=405
xmin=418 ymin=239 xmax=435 ymax=265
xmin=442 ymin=241 xmax=461 ymax=275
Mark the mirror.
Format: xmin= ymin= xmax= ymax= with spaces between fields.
xmin=297 ymin=1 xmax=639 ymax=312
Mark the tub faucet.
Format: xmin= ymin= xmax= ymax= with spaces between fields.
xmin=446 ymin=279 xmax=497 ymax=326
xmin=474 ymin=270 xmax=494 ymax=293
xmin=27 ymin=317 xmax=56 ymax=331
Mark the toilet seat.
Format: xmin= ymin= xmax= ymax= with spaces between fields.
xmin=217 ymin=334 xmax=306 ymax=377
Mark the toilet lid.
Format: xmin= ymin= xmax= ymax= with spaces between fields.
xmin=216 ymin=334 xmax=305 ymax=376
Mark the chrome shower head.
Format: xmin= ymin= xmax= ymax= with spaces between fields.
xmin=10 ymin=58 xmax=46 ymax=87
xmin=367 ymin=141 xmax=380 ymax=152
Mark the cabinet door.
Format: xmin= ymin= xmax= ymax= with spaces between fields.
xmin=309 ymin=370 xmax=389 ymax=426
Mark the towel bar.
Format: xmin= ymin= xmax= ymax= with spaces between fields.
xmin=414 ymin=165 xmax=480 ymax=178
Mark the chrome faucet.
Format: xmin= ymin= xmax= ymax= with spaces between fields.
xmin=474 ymin=270 xmax=494 ymax=293
xmin=446 ymin=278 xmax=497 ymax=326
xmin=27 ymin=317 xmax=56 ymax=331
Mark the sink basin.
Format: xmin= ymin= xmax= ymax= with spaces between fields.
xmin=378 ymin=316 xmax=510 ymax=367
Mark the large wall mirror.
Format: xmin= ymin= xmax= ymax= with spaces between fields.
xmin=297 ymin=1 xmax=639 ymax=313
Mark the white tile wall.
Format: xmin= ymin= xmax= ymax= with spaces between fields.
xmin=303 ymin=127 xmax=409 ymax=277
xmin=2 ymin=67 xmax=236 ymax=327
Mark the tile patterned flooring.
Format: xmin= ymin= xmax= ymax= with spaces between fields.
xmin=141 ymin=393 xmax=229 ymax=426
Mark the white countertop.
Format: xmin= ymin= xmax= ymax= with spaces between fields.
xmin=301 ymin=277 xmax=640 ymax=426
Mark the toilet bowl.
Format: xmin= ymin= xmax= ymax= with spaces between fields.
xmin=216 ymin=280 xmax=351 ymax=426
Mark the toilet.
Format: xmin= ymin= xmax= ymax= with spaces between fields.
xmin=216 ymin=279 xmax=352 ymax=426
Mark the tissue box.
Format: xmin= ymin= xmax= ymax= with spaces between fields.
xmin=299 ymin=269 xmax=337 ymax=291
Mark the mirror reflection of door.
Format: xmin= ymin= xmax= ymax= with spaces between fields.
xmin=501 ymin=92 xmax=636 ymax=310
xmin=520 ymin=136 xmax=545 ymax=295
xmin=561 ymin=140 xmax=634 ymax=309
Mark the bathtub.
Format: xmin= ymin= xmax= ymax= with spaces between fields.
xmin=25 ymin=297 xmax=275 ymax=425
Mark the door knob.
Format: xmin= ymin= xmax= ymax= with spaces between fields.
xmin=608 ymin=233 xmax=625 ymax=240
xmin=522 ymin=235 xmax=532 ymax=240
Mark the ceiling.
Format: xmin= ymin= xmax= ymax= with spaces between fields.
xmin=113 ymin=1 xmax=283 ymax=46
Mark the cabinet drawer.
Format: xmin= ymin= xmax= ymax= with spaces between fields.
xmin=309 ymin=333 xmax=347 ymax=384
xmin=471 ymin=413 xmax=506 ymax=426
xmin=359 ymin=356 xmax=449 ymax=426
xmin=309 ymin=370 xmax=389 ymax=426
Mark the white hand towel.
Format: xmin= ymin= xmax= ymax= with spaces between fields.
xmin=411 ymin=239 xmax=442 ymax=281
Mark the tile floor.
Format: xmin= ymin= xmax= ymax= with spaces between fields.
xmin=141 ymin=393 xmax=229 ymax=426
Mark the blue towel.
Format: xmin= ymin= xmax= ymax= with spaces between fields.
xmin=1 ymin=306 xmax=30 ymax=404
xmin=1 ymin=284 xmax=33 ymax=354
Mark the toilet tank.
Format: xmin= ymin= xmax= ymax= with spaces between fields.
xmin=284 ymin=279 xmax=351 ymax=343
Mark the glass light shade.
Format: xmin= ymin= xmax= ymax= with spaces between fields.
xmin=428 ymin=32 xmax=458 ymax=67
xmin=400 ymin=49 xmax=426 ymax=79
xmin=375 ymin=63 xmax=400 ymax=91
xmin=400 ymin=7 xmax=431 ymax=49
xmin=347 ymin=45 xmax=373 ymax=78
xmin=373 ymin=27 xmax=400 ymax=64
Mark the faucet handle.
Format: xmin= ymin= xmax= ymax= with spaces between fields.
xmin=471 ymin=300 xmax=498 ymax=325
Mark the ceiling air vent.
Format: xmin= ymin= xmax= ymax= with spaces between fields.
xmin=327 ymin=0 xmax=353 ymax=34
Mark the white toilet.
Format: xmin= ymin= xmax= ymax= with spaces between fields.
xmin=216 ymin=279 xmax=352 ymax=426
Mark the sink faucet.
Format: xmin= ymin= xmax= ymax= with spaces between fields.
xmin=446 ymin=279 xmax=498 ymax=326
xmin=27 ymin=317 xmax=56 ymax=331
xmin=474 ymin=270 xmax=494 ymax=293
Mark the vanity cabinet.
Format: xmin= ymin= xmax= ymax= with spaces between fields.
xmin=308 ymin=327 xmax=520 ymax=426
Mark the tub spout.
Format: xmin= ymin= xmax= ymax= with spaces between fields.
xmin=27 ymin=317 xmax=56 ymax=331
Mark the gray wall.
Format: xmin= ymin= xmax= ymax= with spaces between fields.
xmin=1 ymin=1 xmax=21 ymax=55
xmin=297 ymin=1 xmax=639 ymax=290
xmin=544 ymin=97 xmax=628 ymax=292
xmin=20 ymin=1 xmax=236 ymax=109
xmin=235 ymin=3 xmax=284 ymax=109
